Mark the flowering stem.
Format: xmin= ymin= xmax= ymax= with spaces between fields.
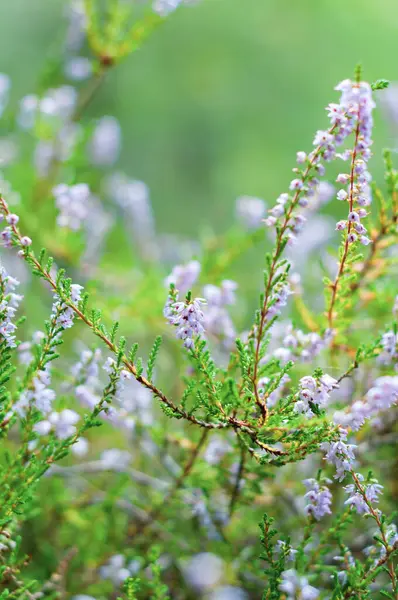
xmin=327 ymin=122 xmax=361 ymax=329
xmin=350 ymin=471 xmax=397 ymax=597
xmin=251 ymin=126 xmax=337 ymax=421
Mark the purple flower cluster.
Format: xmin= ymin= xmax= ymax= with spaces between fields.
xmin=321 ymin=432 xmax=356 ymax=481
xmin=270 ymin=325 xmax=334 ymax=365
xmin=344 ymin=474 xmax=383 ymax=514
xmin=106 ymin=174 xmax=158 ymax=260
xmin=296 ymin=374 xmax=338 ymax=418
xmin=17 ymin=86 xmax=77 ymax=131
xmin=0 ymin=266 xmax=22 ymax=348
xmin=264 ymin=79 xmax=375 ymax=255
xmin=64 ymin=56 xmax=92 ymax=82
xmin=378 ymin=330 xmax=398 ymax=368
xmin=17 ymin=331 xmax=45 ymax=365
xmin=52 ymin=284 xmax=83 ymax=329
xmin=88 ymin=116 xmax=121 ymax=167
xmin=203 ymin=280 xmax=237 ymax=348
xmin=264 ymin=281 xmax=292 ymax=324
xmin=165 ymin=296 xmax=206 ymax=349
xmin=235 ymin=195 xmax=266 ymax=229
xmin=165 ymin=260 xmax=201 ymax=295
xmin=0 ymin=212 xmax=23 ymax=248
xmin=279 ymin=569 xmax=319 ymax=600
xmin=99 ymin=554 xmax=139 ymax=586
xmin=52 ymin=183 xmax=90 ymax=231
xmin=333 ymin=80 xmax=374 ymax=243
xmin=334 ymin=375 xmax=398 ymax=431
xmin=34 ymin=409 xmax=80 ymax=439
xmin=16 ymin=367 xmax=56 ymax=417
xmin=71 ymin=348 xmax=102 ymax=387
xmin=75 ymin=356 xmax=149 ymax=431
xmin=303 ymin=478 xmax=333 ymax=520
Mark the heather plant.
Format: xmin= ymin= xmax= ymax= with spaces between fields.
xmin=0 ymin=1 xmax=397 ymax=599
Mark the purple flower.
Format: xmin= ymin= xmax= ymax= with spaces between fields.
xmin=165 ymin=296 xmax=206 ymax=349
xmin=296 ymin=373 xmax=338 ymax=417
xmin=279 ymin=569 xmax=319 ymax=599
xmin=165 ymin=260 xmax=201 ymax=295
xmin=303 ymin=478 xmax=333 ymax=520
xmin=337 ymin=190 xmax=348 ymax=201
xmin=88 ymin=116 xmax=121 ymax=166
xmin=321 ymin=432 xmax=356 ymax=481
xmin=53 ymin=183 xmax=90 ymax=231
xmin=344 ymin=474 xmax=383 ymax=514
xmin=289 ymin=179 xmax=304 ymax=191
xmin=0 ymin=266 xmax=22 ymax=348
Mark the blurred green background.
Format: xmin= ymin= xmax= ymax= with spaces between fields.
xmin=0 ymin=0 xmax=397 ymax=236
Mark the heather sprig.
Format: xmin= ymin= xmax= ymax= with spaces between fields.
xmin=0 ymin=51 xmax=397 ymax=598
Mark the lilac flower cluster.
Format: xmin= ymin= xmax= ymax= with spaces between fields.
xmin=88 ymin=116 xmax=121 ymax=167
xmin=16 ymin=367 xmax=56 ymax=416
xmin=235 ymin=195 xmax=266 ymax=229
xmin=378 ymin=330 xmax=398 ymax=368
xmin=1 ymin=212 xmax=31 ymax=249
xmin=0 ymin=266 xmax=22 ymax=348
xmin=164 ymin=296 xmax=206 ymax=349
xmin=303 ymin=478 xmax=333 ymax=520
xmin=165 ymin=259 xmax=201 ymax=295
xmin=106 ymin=173 xmax=158 ymax=260
xmin=264 ymin=281 xmax=292 ymax=324
xmin=64 ymin=0 xmax=87 ymax=54
xmin=99 ymin=554 xmax=139 ymax=586
xmin=296 ymin=374 xmax=338 ymax=418
xmin=344 ymin=474 xmax=383 ymax=514
xmin=17 ymin=85 xmax=80 ymax=177
xmin=334 ymin=375 xmax=398 ymax=431
xmin=51 ymin=284 xmax=83 ymax=330
xmin=265 ymin=79 xmax=375 ymax=255
xmin=52 ymin=183 xmax=90 ymax=231
xmin=279 ymin=569 xmax=319 ymax=600
xmin=321 ymin=432 xmax=356 ymax=481
xmin=333 ymin=80 xmax=375 ymax=244
xmin=62 ymin=0 xmax=90 ymax=82
xmin=71 ymin=348 xmax=102 ymax=387
xmin=75 ymin=356 xmax=146 ymax=431
xmin=34 ymin=409 xmax=80 ymax=439
xmin=64 ymin=56 xmax=92 ymax=82
xmin=17 ymin=331 xmax=45 ymax=365
xmin=270 ymin=324 xmax=334 ymax=365
xmin=203 ymin=280 xmax=237 ymax=349
xmin=18 ymin=86 xmax=77 ymax=131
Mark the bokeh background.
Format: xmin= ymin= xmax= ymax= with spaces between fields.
xmin=1 ymin=0 xmax=397 ymax=237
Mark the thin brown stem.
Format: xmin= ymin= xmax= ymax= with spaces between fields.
xmin=327 ymin=122 xmax=361 ymax=328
